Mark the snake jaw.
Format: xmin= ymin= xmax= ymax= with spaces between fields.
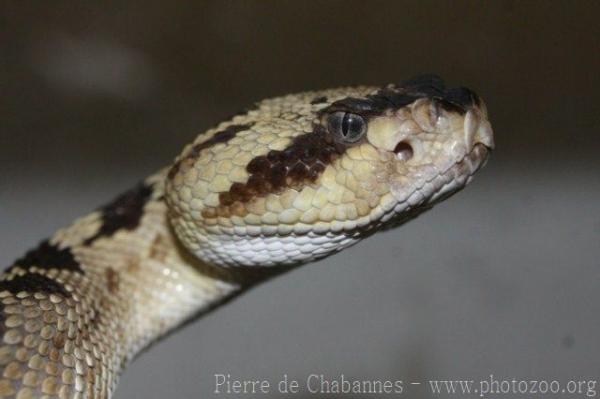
xmin=388 ymin=143 xmax=489 ymax=216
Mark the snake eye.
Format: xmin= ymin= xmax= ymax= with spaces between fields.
xmin=327 ymin=112 xmax=367 ymax=143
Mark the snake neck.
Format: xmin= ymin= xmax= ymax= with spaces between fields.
xmin=0 ymin=170 xmax=273 ymax=398
xmin=0 ymin=77 xmax=494 ymax=398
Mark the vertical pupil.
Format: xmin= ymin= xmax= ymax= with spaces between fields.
xmin=350 ymin=118 xmax=360 ymax=133
xmin=330 ymin=112 xmax=364 ymax=142
xmin=341 ymin=114 xmax=351 ymax=136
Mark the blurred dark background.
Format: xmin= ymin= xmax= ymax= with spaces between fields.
xmin=1 ymin=1 xmax=599 ymax=398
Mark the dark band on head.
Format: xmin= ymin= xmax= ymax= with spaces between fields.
xmin=168 ymin=123 xmax=254 ymax=179
xmin=325 ymin=74 xmax=479 ymax=117
xmin=215 ymin=125 xmax=343 ymax=211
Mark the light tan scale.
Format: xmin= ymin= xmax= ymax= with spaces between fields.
xmin=0 ymin=75 xmax=494 ymax=398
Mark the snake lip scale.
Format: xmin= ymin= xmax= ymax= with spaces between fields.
xmin=0 ymin=74 xmax=493 ymax=398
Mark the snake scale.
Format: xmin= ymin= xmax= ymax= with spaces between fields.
xmin=0 ymin=75 xmax=493 ymax=398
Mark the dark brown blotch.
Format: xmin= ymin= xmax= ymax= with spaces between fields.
xmin=324 ymin=74 xmax=478 ymax=117
xmin=228 ymin=182 xmax=250 ymax=204
xmin=246 ymin=175 xmax=269 ymax=195
xmin=325 ymin=90 xmax=418 ymax=118
xmin=84 ymin=183 xmax=154 ymax=246
xmin=0 ymin=273 xmax=71 ymax=297
xmin=215 ymin=125 xmax=341 ymax=209
xmin=12 ymin=240 xmax=82 ymax=273
xmin=168 ymin=123 xmax=254 ymax=179
xmin=189 ymin=123 xmax=253 ymax=157
xmin=246 ymin=157 xmax=270 ymax=174
xmin=218 ymin=192 xmax=234 ymax=207
xmin=288 ymin=162 xmax=308 ymax=181
xmin=308 ymin=163 xmax=325 ymax=180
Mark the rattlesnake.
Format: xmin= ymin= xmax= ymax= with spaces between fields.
xmin=0 ymin=75 xmax=494 ymax=398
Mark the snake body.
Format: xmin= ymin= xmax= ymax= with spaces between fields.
xmin=0 ymin=75 xmax=493 ymax=398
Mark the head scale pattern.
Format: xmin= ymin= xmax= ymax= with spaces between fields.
xmin=165 ymin=75 xmax=493 ymax=268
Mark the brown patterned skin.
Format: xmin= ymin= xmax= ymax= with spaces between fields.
xmin=0 ymin=75 xmax=494 ymax=398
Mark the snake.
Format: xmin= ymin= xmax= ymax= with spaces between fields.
xmin=0 ymin=75 xmax=493 ymax=398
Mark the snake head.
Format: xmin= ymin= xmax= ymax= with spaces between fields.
xmin=166 ymin=75 xmax=494 ymax=268
xmin=340 ymin=74 xmax=495 ymax=211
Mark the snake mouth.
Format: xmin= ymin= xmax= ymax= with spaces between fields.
xmin=389 ymin=142 xmax=490 ymax=206
xmin=423 ymin=143 xmax=490 ymax=205
xmin=450 ymin=142 xmax=490 ymax=179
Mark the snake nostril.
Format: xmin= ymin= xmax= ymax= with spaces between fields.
xmin=393 ymin=141 xmax=414 ymax=161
